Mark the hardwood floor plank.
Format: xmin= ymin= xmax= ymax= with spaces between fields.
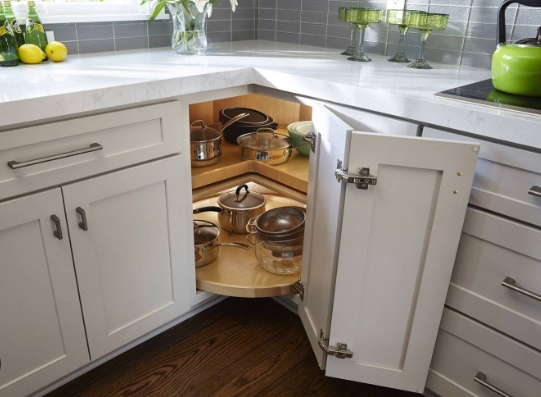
xmin=46 ymin=298 xmax=421 ymax=397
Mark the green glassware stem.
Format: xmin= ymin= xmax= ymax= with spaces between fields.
xmin=398 ymin=26 xmax=408 ymax=51
xmin=357 ymin=25 xmax=366 ymax=55
xmin=418 ymin=29 xmax=431 ymax=61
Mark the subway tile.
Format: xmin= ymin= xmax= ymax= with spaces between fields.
xmin=301 ymin=22 xmax=327 ymax=36
xmin=212 ymin=8 xmax=233 ymax=19
xmin=301 ymin=11 xmax=328 ymax=24
xmin=259 ymin=19 xmax=276 ymax=30
xmin=148 ymin=21 xmax=173 ymax=36
xmin=78 ymin=39 xmax=115 ymax=54
xmin=259 ymin=0 xmax=276 ymax=8
xmin=300 ymin=33 xmax=327 ymax=47
xmin=115 ymin=36 xmax=149 ymax=51
xmin=277 ymin=20 xmax=300 ymax=33
xmin=277 ymin=9 xmax=301 ymax=22
xmin=276 ymin=31 xmax=300 ymax=44
xmin=114 ymin=22 xmax=148 ymax=39
xmin=208 ymin=31 xmax=232 ymax=42
xmin=149 ymin=35 xmax=171 ymax=48
xmin=44 ymin=23 xmax=77 ymax=42
xmin=233 ymin=8 xmax=255 ymax=20
xmin=257 ymin=29 xmax=276 ymax=40
xmin=63 ymin=41 xmax=79 ymax=56
xmin=233 ymin=30 xmax=255 ymax=41
xmin=76 ymin=22 xmax=114 ymax=41
xmin=208 ymin=20 xmax=232 ymax=32
xmin=302 ymin=0 xmax=329 ymax=13
xmin=277 ymin=0 xmax=301 ymax=10
xmin=233 ymin=19 xmax=255 ymax=30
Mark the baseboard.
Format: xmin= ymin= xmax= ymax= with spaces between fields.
xmin=30 ymin=295 xmax=228 ymax=397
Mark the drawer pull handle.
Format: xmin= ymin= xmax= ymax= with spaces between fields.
xmin=51 ymin=215 xmax=63 ymax=240
xmin=76 ymin=207 xmax=88 ymax=231
xmin=502 ymin=277 xmax=541 ymax=303
xmin=8 ymin=143 xmax=103 ymax=169
xmin=474 ymin=372 xmax=513 ymax=397
xmin=529 ymin=185 xmax=541 ymax=198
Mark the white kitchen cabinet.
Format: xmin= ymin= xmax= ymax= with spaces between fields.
xmin=0 ymin=189 xmax=89 ymax=397
xmin=296 ymin=105 xmax=479 ymax=393
xmin=62 ymin=155 xmax=193 ymax=360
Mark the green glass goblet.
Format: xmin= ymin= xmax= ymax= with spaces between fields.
xmin=339 ymin=7 xmax=358 ymax=56
xmin=346 ymin=8 xmax=383 ymax=62
xmin=386 ymin=9 xmax=413 ymax=63
xmin=407 ymin=12 xmax=449 ymax=69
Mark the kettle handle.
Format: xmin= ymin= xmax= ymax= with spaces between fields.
xmin=498 ymin=0 xmax=541 ymax=43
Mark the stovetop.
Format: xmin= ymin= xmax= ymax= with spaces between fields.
xmin=436 ymin=79 xmax=541 ymax=115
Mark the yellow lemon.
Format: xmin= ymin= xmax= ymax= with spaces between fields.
xmin=18 ymin=44 xmax=46 ymax=64
xmin=45 ymin=42 xmax=68 ymax=62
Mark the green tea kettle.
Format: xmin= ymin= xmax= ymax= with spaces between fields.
xmin=492 ymin=0 xmax=541 ymax=97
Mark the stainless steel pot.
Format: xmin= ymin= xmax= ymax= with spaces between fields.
xmin=190 ymin=113 xmax=248 ymax=168
xmin=245 ymin=206 xmax=306 ymax=241
xmin=193 ymin=220 xmax=251 ymax=267
xmin=237 ymin=128 xmax=294 ymax=166
xmin=193 ymin=185 xmax=267 ymax=234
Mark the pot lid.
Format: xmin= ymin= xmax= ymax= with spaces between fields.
xmin=219 ymin=185 xmax=266 ymax=209
xmin=190 ymin=120 xmax=222 ymax=142
xmin=221 ymin=107 xmax=271 ymax=125
xmin=514 ymin=26 xmax=541 ymax=47
xmin=193 ymin=220 xmax=219 ymax=245
xmin=237 ymin=129 xmax=292 ymax=150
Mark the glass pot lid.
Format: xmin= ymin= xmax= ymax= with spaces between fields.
xmin=219 ymin=185 xmax=266 ymax=210
xmin=237 ymin=128 xmax=292 ymax=150
xmin=193 ymin=220 xmax=219 ymax=245
xmin=190 ymin=120 xmax=222 ymax=142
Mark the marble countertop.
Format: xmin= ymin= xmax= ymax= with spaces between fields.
xmin=1 ymin=40 xmax=540 ymax=149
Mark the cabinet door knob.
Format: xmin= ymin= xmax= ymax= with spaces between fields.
xmin=76 ymin=207 xmax=88 ymax=231
xmin=50 ymin=215 xmax=63 ymax=240
xmin=474 ymin=372 xmax=513 ymax=397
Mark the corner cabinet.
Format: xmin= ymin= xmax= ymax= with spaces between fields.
xmin=0 ymin=189 xmax=89 ymax=397
xmin=297 ymin=105 xmax=479 ymax=393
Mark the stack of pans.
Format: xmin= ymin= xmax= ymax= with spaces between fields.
xmin=246 ymin=206 xmax=305 ymax=274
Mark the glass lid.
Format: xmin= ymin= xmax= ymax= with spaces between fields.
xmin=193 ymin=220 xmax=219 ymax=244
xmin=237 ymin=128 xmax=292 ymax=150
xmin=219 ymin=185 xmax=266 ymax=209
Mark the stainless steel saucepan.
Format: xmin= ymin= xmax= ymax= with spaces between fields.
xmin=193 ymin=220 xmax=251 ymax=267
xmin=193 ymin=184 xmax=267 ymax=234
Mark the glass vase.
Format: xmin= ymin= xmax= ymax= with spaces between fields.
xmin=168 ymin=2 xmax=209 ymax=55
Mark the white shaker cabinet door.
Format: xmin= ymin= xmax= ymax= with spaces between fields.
xmin=0 ymin=189 xmax=89 ymax=397
xmin=62 ymin=155 xmax=193 ymax=360
xmin=300 ymin=106 xmax=480 ymax=393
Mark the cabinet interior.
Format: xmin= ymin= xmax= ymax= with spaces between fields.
xmin=189 ymin=93 xmax=312 ymax=298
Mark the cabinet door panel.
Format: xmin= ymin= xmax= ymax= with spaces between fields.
xmin=326 ymin=132 xmax=479 ymax=392
xmin=62 ymin=155 xmax=193 ymax=360
xmin=0 ymin=189 xmax=89 ymax=397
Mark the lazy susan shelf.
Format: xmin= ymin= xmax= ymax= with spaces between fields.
xmin=191 ymin=127 xmax=310 ymax=194
xmin=194 ymin=195 xmax=303 ymax=298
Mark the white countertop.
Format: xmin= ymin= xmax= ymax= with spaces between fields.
xmin=1 ymin=40 xmax=540 ymax=149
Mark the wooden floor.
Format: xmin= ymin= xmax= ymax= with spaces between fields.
xmin=47 ymin=298 xmax=421 ymax=397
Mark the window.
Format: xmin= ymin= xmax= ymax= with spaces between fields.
xmin=12 ymin=0 xmax=168 ymax=23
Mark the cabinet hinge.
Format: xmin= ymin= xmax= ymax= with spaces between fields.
xmin=293 ymin=278 xmax=304 ymax=300
xmin=335 ymin=160 xmax=377 ymax=190
xmin=318 ymin=329 xmax=353 ymax=359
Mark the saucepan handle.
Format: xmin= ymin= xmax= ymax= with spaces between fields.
xmin=193 ymin=206 xmax=222 ymax=214
xmin=246 ymin=217 xmax=258 ymax=234
xmin=215 ymin=242 xmax=252 ymax=250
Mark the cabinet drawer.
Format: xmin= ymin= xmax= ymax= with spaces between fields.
xmin=447 ymin=207 xmax=541 ymax=351
xmin=0 ymin=101 xmax=182 ymax=200
xmin=427 ymin=309 xmax=541 ymax=397
xmin=423 ymin=127 xmax=541 ymax=227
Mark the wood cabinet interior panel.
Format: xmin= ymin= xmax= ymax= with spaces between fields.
xmin=189 ymin=94 xmax=312 ymax=126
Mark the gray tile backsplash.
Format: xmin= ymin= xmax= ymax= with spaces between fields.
xmin=42 ymin=0 xmax=540 ymax=69
xmin=258 ymin=0 xmax=541 ymax=69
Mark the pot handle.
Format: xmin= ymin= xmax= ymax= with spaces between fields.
xmin=190 ymin=120 xmax=206 ymax=131
xmin=246 ymin=233 xmax=265 ymax=246
xmin=246 ymin=217 xmax=258 ymax=234
xmin=498 ymin=0 xmax=541 ymax=43
xmin=235 ymin=184 xmax=250 ymax=203
xmin=221 ymin=113 xmax=249 ymax=131
xmin=283 ymin=148 xmax=293 ymax=157
xmin=193 ymin=206 xmax=222 ymax=214
xmin=214 ymin=242 xmax=252 ymax=250
xmin=256 ymin=128 xmax=277 ymax=140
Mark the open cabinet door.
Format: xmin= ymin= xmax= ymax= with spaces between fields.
xmin=324 ymin=129 xmax=479 ymax=392
xmin=298 ymin=105 xmax=352 ymax=369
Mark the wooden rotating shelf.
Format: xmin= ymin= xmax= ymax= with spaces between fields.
xmin=194 ymin=196 xmax=303 ymax=298
xmin=191 ymin=127 xmax=310 ymax=194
